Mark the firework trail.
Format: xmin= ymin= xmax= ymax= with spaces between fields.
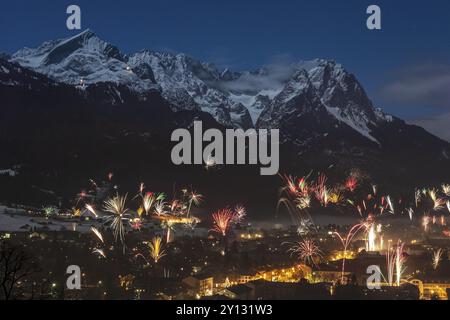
xmin=367 ymin=223 xmax=377 ymax=251
xmin=333 ymin=222 xmax=368 ymax=283
xmin=76 ymin=190 xmax=87 ymax=206
xmin=314 ymin=173 xmax=330 ymax=207
xmin=90 ymin=227 xmax=104 ymax=243
xmin=85 ymin=204 xmax=98 ymax=218
xmin=407 ymin=208 xmax=414 ymax=221
xmin=386 ymin=244 xmax=395 ymax=286
xmin=92 ymin=248 xmax=106 ymax=258
xmin=386 ymin=195 xmax=394 ymax=214
xmin=432 ymin=249 xmax=443 ymax=270
xmin=169 ymin=200 xmax=179 ymax=213
xmin=423 ymin=215 xmax=431 ymax=232
xmin=385 ymin=241 xmax=407 ymax=286
xmin=415 ymin=189 xmax=421 ymax=207
xmin=161 ymin=220 xmax=175 ymax=243
xmin=211 ymin=209 xmax=233 ymax=236
xmin=372 ymin=185 xmax=377 ymax=196
xmin=395 ymin=242 xmax=407 ymax=286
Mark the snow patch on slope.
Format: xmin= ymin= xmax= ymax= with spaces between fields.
xmin=325 ymin=106 xmax=379 ymax=144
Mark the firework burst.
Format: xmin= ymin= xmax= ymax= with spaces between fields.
xmin=142 ymin=192 xmax=155 ymax=215
xmin=154 ymin=199 xmax=167 ymax=216
xmin=314 ymin=173 xmax=330 ymax=206
xmin=130 ymin=218 xmax=143 ymax=230
xmin=278 ymin=175 xmax=315 ymax=231
xmin=149 ymin=236 xmax=166 ymax=263
xmin=187 ymin=191 xmax=203 ymax=217
xmin=288 ymin=239 xmax=323 ymax=267
xmin=442 ymin=184 xmax=450 ymax=196
xmin=345 ymin=176 xmax=358 ymax=192
xmin=103 ymin=194 xmax=130 ymax=248
xmin=231 ymin=205 xmax=247 ymax=224
xmin=211 ymin=209 xmax=233 ymax=236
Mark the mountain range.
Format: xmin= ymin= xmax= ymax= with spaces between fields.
xmin=1 ymin=30 xmax=450 ymax=211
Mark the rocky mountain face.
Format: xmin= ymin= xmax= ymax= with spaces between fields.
xmin=0 ymin=56 xmax=225 ymax=205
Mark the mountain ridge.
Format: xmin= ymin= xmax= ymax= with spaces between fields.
xmin=1 ymin=52 xmax=450 ymax=211
xmin=3 ymin=31 xmax=450 ymax=174
xmin=8 ymin=30 xmax=395 ymax=136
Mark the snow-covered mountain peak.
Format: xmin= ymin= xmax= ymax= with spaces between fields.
xmin=8 ymin=31 xmax=395 ymax=139
xmin=282 ymin=70 xmax=314 ymax=98
xmin=128 ymin=50 xmax=253 ymax=128
xmin=10 ymin=30 xmax=157 ymax=94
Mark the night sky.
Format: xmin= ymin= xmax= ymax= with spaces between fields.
xmin=1 ymin=0 xmax=450 ymax=140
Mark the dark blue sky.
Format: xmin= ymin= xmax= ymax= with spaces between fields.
xmin=1 ymin=0 xmax=450 ymax=137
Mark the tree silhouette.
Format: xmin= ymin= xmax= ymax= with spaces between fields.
xmin=0 ymin=241 xmax=38 ymax=300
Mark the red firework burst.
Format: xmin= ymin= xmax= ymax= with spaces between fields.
xmin=211 ymin=208 xmax=233 ymax=236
